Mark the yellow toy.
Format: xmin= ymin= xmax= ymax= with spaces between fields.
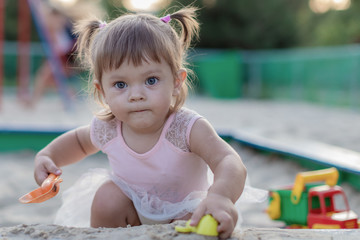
xmin=175 ymin=214 xmax=218 ymax=237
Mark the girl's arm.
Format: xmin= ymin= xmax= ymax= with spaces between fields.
xmin=189 ymin=118 xmax=247 ymax=239
xmin=34 ymin=125 xmax=98 ymax=185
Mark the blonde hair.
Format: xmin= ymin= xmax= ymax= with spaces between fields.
xmin=74 ymin=7 xmax=199 ymax=120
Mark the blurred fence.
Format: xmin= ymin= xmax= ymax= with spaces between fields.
xmin=2 ymin=41 xmax=45 ymax=87
xmin=192 ymin=45 xmax=360 ymax=108
xmin=2 ymin=41 xmax=83 ymax=92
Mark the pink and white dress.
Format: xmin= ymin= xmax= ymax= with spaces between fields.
xmin=55 ymin=108 xmax=211 ymax=226
xmin=54 ymin=107 xmax=267 ymax=227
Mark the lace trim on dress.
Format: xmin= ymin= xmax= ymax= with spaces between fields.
xmin=92 ymin=118 xmax=118 ymax=148
xmin=165 ymin=108 xmax=198 ymax=152
xmin=91 ymin=108 xmax=198 ymax=150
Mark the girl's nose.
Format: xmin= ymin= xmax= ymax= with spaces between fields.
xmin=128 ymin=86 xmax=145 ymax=102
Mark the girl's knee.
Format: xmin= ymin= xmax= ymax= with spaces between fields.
xmin=91 ymin=180 xmax=140 ymax=228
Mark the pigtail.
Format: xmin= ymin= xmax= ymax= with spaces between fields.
xmin=73 ymin=18 xmax=103 ymax=68
xmin=73 ymin=18 xmax=114 ymax=120
xmin=169 ymin=7 xmax=200 ymax=50
xmin=162 ymin=7 xmax=200 ymax=114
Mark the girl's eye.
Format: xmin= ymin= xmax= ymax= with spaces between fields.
xmin=114 ymin=81 xmax=127 ymax=89
xmin=146 ymin=77 xmax=158 ymax=86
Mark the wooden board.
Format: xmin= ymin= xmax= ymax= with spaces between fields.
xmin=0 ymin=127 xmax=66 ymax=152
xmin=218 ymin=128 xmax=360 ymax=189
xmin=1 ymin=126 xmax=359 ymax=189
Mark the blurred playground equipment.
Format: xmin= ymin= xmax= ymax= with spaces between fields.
xmin=1 ymin=1 xmax=360 ymax=109
xmin=0 ymin=0 xmax=74 ymax=110
xmin=266 ymin=168 xmax=359 ymax=229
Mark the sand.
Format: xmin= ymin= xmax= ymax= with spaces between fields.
xmin=1 ymin=222 xmax=232 ymax=240
xmin=1 ymin=94 xmax=360 ymax=239
xmin=2 ymin=224 xmax=360 ymax=240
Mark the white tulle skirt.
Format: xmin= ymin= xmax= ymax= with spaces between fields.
xmin=54 ymin=168 xmax=268 ymax=227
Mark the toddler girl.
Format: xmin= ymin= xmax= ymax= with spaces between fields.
xmin=34 ymin=7 xmax=247 ymax=239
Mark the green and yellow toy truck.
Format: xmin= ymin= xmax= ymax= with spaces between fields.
xmin=267 ymin=168 xmax=359 ymax=229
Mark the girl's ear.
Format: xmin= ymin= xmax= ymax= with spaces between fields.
xmin=94 ymin=79 xmax=103 ymax=93
xmin=94 ymin=79 xmax=107 ymax=103
xmin=173 ymin=69 xmax=187 ymax=96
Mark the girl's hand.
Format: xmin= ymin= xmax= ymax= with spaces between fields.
xmin=190 ymin=193 xmax=238 ymax=239
xmin=34 ymin=154 xmax=62 ymax=186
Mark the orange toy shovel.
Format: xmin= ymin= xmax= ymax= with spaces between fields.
xmin=19 ymin=174 xmax=63 ymax=204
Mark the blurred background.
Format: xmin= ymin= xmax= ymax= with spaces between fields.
xmin=0 ymin=0 xmax=360 ymax=109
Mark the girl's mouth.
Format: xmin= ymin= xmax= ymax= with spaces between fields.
xmin=133 ymin=109 xmax=148 ymax=113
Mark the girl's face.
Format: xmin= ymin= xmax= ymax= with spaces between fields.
xmin=98 ymin=58 xmax=186 ymax=134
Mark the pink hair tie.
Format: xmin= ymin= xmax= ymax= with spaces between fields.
xmin=99 ymin=21 xmax=107 ymax=29
xmin=160 ymin=15 xmax=171 ymax=23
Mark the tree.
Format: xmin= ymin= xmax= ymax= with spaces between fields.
xmin=5 ymin=0 xmax=360 ymax=49
xmin=167 ymin=0 xmax=302 ymax=49
xmin=296 ymin=1 xmax=360 ymax=47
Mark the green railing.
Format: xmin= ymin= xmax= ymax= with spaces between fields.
xmin=2 ymin=41 xmax=45 ymax=86
xmin=1 ymin=41 xmax=84 ymax=94
xmin=2 ymin=42 xmax=360 ymax=108
xmin=243 ymin=45 xmax=360 ymax=108
xmin=191 ymin=45 xmax=360 ymax=108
